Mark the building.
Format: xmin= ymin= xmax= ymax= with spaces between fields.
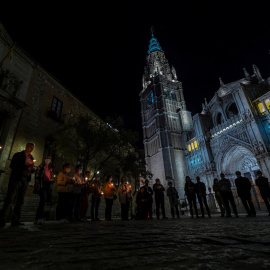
xmin=0 ymin=22 xmax=126 ymax=220
xmin=140 ymin=33 xmax=270 ymax=208
xmin=140 ymin=32 xmax=193 ymax=199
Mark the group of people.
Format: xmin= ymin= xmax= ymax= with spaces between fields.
xmin=0 ymin=142 xmax=270 ymax=227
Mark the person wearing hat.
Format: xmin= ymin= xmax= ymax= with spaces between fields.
xmin=143 ymin=179 xmax=153 ymax=219
xmin=234 ymin=171 xmax=256 ymax=217
xmin=255 ymin=170 xmax=270 ymax=216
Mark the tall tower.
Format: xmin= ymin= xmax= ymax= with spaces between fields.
xmin=139 ymin=31 xmax=193 ymax=198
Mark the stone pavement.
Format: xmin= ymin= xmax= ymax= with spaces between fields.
xmin=0 ymin=213 xmax=270 ymax=270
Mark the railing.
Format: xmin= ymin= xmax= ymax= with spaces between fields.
xmin=210 ymin=115 xmax=242 ymax=138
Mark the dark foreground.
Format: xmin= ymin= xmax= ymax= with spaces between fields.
xmin=0 ymin=213 xmax=270 ymax=270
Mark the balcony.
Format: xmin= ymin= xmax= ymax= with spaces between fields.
xmin=210 ymin=115 xmax=242 ymax=138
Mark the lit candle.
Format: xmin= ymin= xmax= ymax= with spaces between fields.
xmin=101 ymin=192 xmax=104 ymax=195
xmin=85 ymin=177 xmax=88 ymax=181
xmin=33 ymin=160 xmax=36 ymax=164
xmin=53 ymin=174 xmax=56 ymax=178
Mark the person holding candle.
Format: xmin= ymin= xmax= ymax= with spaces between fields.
xmin=118 ymin=176 xmax=132 ymax=221
xmin=56 ymin=163 xmax=73 ymax=222
xmin=0 ymin=142 xmax=36 ymax=227
xmin=91 ymin=173 xmax=103 ymax=221
xmin=79 ymin=171 xmax=91 ymax=221
xmin=71 ymin=164 xmax=84 ymax=221
xmin=143 ymin=179 xmax=153 ymax=219
xmin=34 ymin=155 xmax=54 ymax=225
xmin=135 ymin=186 xmax=148 ymax=220
xmin=104 ymin=174 xmax=117 ymax=221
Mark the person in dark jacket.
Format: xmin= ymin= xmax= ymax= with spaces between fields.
xmin=218 ymin=173 xmax=238 ymax=217
xmin=255 ymin=170 xmax=270 ymax=216
xmin=212 ymin=178 xmax=225 ymax=217
xmin=34 ymin=155 xmax=54 ymax=225
xmin=167 ymin=182 xmax=180 ymax=218
xmin=135 ymin=186 xmax=148 ymax=220
xmin=184 ymin=176 xmax=198 ymax=218
xmin=0 ymin=142 xmax=35 ymax=227
xmin=234 ymin=171 xmax=256 ymax=217
xmin=153 ymin=178 xmax=168 ymax=220
xmin=194 ymin=176 xmax=211 ymax=218
xmin=143 ymin=179 xmax=153 ymax=219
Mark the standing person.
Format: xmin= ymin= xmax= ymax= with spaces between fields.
xmin=218 ymin=173 xmax=238 ymax=217
xmin=234 ymin=171 xmax=256 ymax=217
xmin=104 ymin=175 xmax=117 ymax=221
xmin=143 ymin=179 xmax=153 ymax=219
xmin=79 ymin=171 xmax=91 ymax=221
xmin=118 ymin=176 xmax=132 ymax=221
xmin=91 ymin=173 xmax=103 ymax=221
xmin=184 ymin=176 xmax=199 ymax=218
xmin=166 ymin=182 xmax=180 ymax=218
xmin=34 ymin=155 xmax=54 ymax=225
xmin=194 ymin=176 xmax=211 ymax=218
xmin=0 ymin=142 xmax=36 ymax=227
xmin=255 ymin=170 xmax=270 ymax=216
xmin=212 ymin=178 xmax=225 ymax=217
xmin=135 ymin=186 xmax=148 ymax=220
xmin=71 ymin=165 xmax=84 ymax=221
xmin=56 ymin=163 xmax=73 ymax=222
xmin=153 ymin=178 xmax=168 ymax=220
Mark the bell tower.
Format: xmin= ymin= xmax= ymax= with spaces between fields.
xmin=139 ymin=30 xmax=192 ymax=198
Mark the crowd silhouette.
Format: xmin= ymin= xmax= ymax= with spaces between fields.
xmin=0 ymin=142 xmax=270 ymax=227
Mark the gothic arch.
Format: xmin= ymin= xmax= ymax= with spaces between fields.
xmin=226 ymin=102 xmax=238 ymax=118
xmin=212 ymin=111 xmax=225 ymax=126
xmin=216 ymin=144 xmax=259 ymax=176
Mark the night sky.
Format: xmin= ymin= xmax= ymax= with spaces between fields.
xmin=1 ymin=1 xmax=270 ymax=149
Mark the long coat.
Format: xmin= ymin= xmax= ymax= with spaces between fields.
xmin=167 ymin=187 xmax=179 ymax=207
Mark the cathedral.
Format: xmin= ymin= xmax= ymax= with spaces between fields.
xmin=140 ymin=32 xmax=270 ymax=200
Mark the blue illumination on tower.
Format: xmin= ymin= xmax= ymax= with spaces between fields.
xmin=148 ymin=33 xmax=162 ymax=54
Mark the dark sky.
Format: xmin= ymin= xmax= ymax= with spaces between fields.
xmin=1 ymin=1 xmax=270 ymax=149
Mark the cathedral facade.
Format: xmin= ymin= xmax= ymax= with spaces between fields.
xmin=140 ymin=33 xmax=270 ymax=200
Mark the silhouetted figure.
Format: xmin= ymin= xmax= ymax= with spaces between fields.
xmin=234 ymin=171 xmax=256 ymax=217
xmin=135 ymin=186 xmax=148 ymax=220
xmin=212 ymin=178 xmax=225 ymax=217
xmin=143 ymin=179 xmax=153 ymax=219
xmin=118 ymin=176 xmax=132 ymax=221
xmin=167 ymin=182 xmax=180 ymax=218
xmin=219 ymin=173 xmax=238 ymax=217
xmin=153 ymin=178 xmax=168 ymax=220
xmin=194 ymin=176 xmax=211 ymax=218
xmin=255 ymin=170 xmax=270 ymax=216
xmin=184 ymin=176 xmax=198 ymax=218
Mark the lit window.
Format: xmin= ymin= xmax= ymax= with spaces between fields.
xmin=151 ymin=92 xmax=154 ymax=103
xmin=265 ymin=99 xmax=270 ymax=110
xmin=258 ymin=102 xmax=266 ymax=114
xmin=188 ymin=145 xmax=191 ymax=151
xmin=51 ymin=96 xmax=63 ymax=118
xmin=191 ymin=143 xmax=194 ymax=150
xmin=194 ymin=141 xmax=198 ymax=148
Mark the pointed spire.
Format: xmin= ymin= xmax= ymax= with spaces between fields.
xmin=147 ymin=27 xmax=162 ymax=54
xmin=171 ymin=66 xmax=177 ymax=80
xmin=219 ymin=77 xmax=224 ymax=86
xmin=253 ymin=64 xmax=263 ymax=82
xmin=243 ymin=68 xmax=250 ymax=80
xmin=204 ymin=98 xmax=208 ymax=105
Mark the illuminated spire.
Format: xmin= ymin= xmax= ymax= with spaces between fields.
xmin=148 ymin=27 xmax=162 ymax=54
xmin=219 ymin=77 xmax=224 ymax=86
xmin=253 ymin=64 xmax=263 ymax=83
xmin=243 ymin=68 xmax=250 ymax=80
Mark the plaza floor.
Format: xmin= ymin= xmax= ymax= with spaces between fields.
xmin=0 ymin=212 xmax=270 ymax=270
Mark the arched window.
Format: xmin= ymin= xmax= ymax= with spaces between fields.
xmin=171 ymin=91 xmax=177 ymax=101
xmin=216 ymin=112 xmax=223 ymax=125
xmin=227 ymin=103 xmax=238 ymax=118
xmin=164 ymin=89 xmax=169 ymax=99
xmin=264 ymin=99 xmax=270 ymax=110
xmin=191 ymin=143 xmax=194 ymax=150
xmin=257 ymin=102 xmax=266 ymax=114
xmin=188 ymin=145 xmax=191 ymax=152
xmin=194 ymin=141 xmax=198 ymax=148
